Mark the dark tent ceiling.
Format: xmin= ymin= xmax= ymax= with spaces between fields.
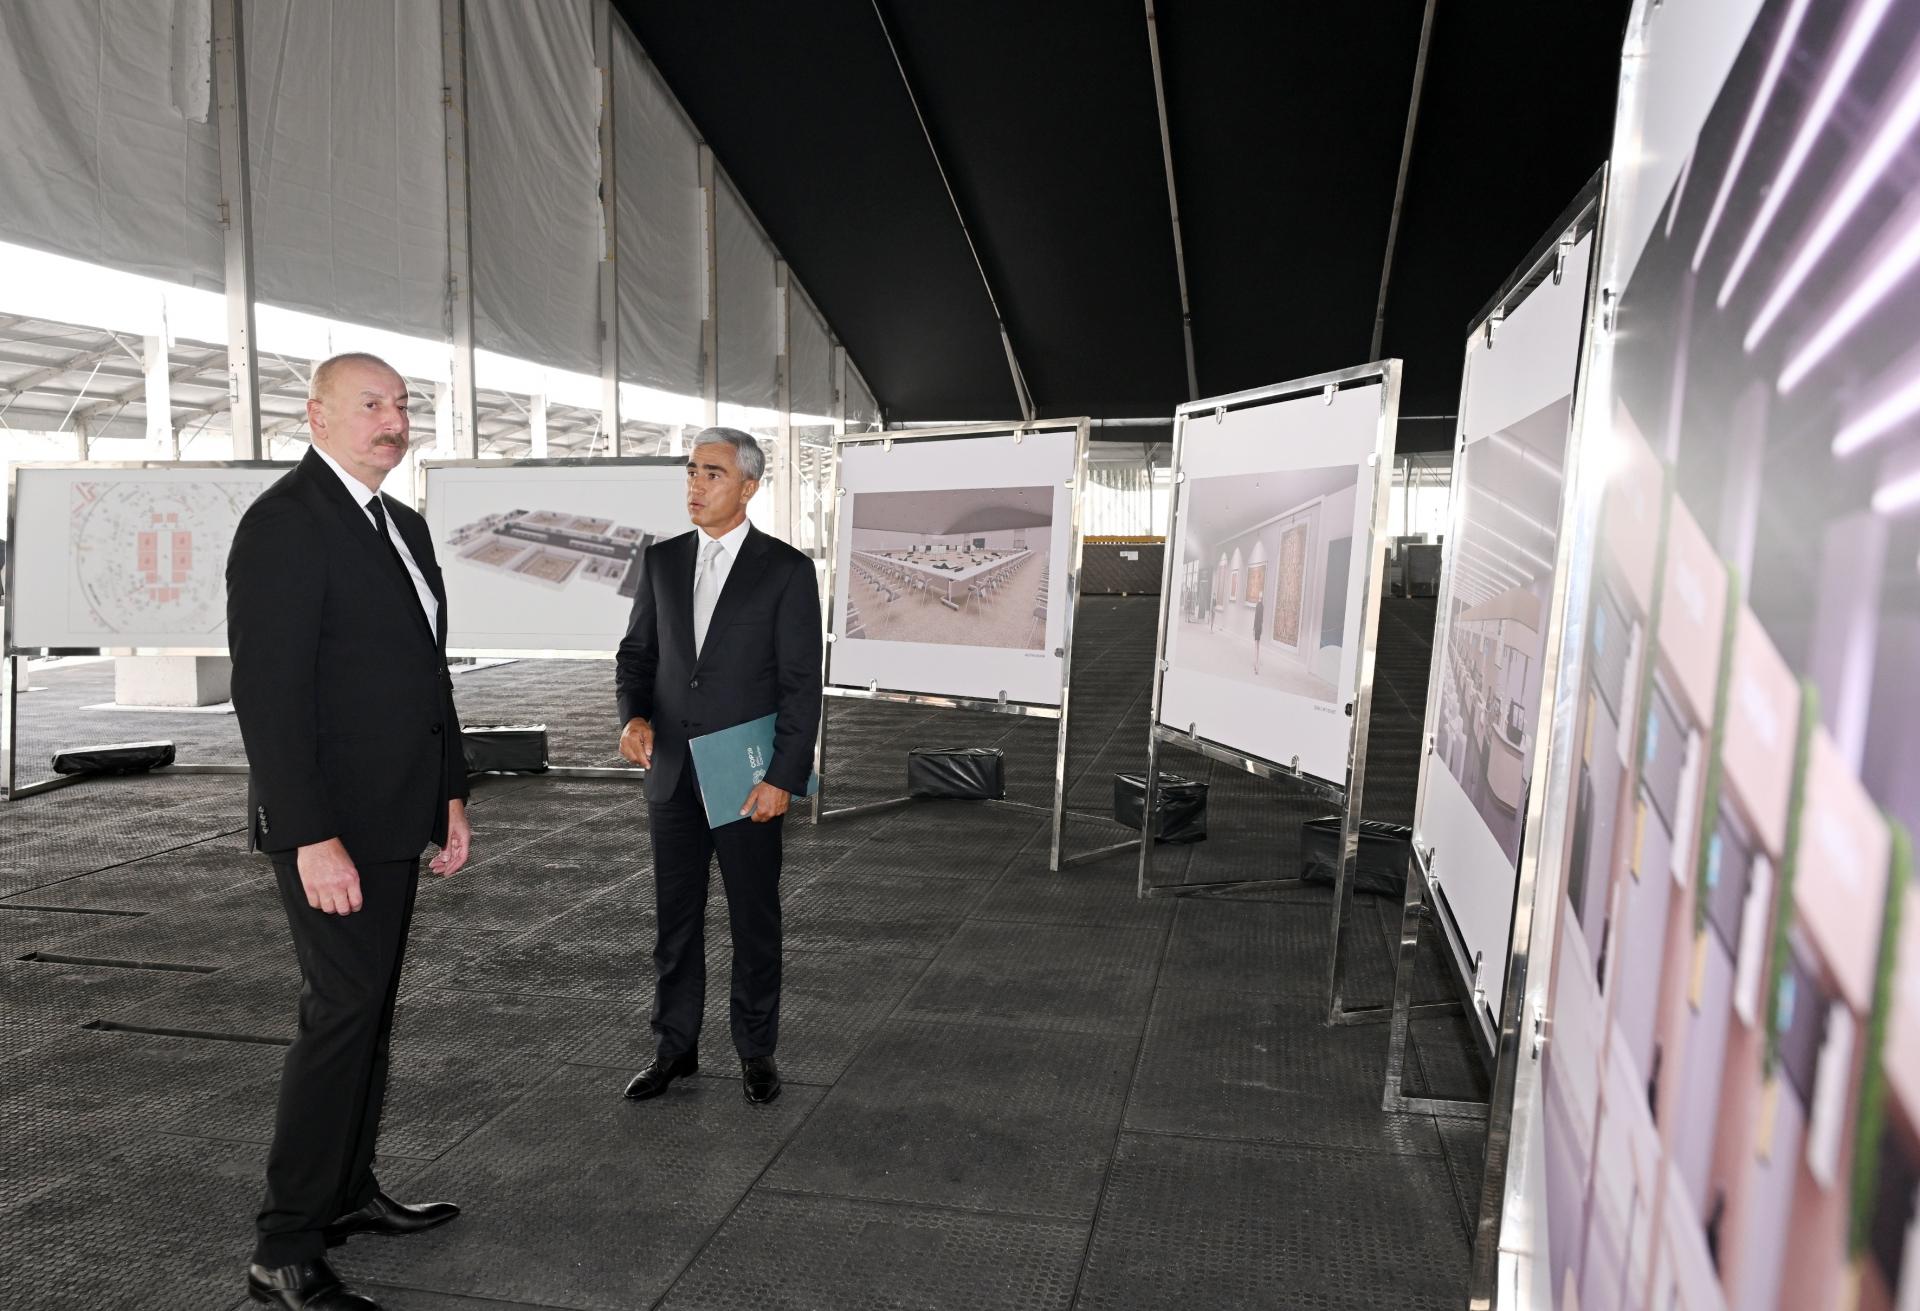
xmin=617 ymin=2 xmax=1630 ymax=451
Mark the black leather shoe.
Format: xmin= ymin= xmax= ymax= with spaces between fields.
xmin=246 ymin=1256 xmax=379 ymax=1309
xmin=623 ymin=1049 xmax=699 ymax=1100
xmin=323 ymin=1190 xmax=460 ymax=1246
xmin=742 ymin=1054 xmax=781 ymax=1104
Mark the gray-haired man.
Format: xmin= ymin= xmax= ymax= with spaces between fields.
xmin=613 ymin=429 xmax=822 ymax=1105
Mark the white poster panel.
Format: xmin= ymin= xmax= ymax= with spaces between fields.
xmin=423 ymin=461 xmax=687 ymax=654
xmin=1159 ymin=383 xmax=1382 ymax=785
xmin=1418 ymin=230 xmax=1593 ymax=1025
xmin=828 ymin=429 xmax=1078 ymax=708
xmin=1507 ymin=0 xmax=1920 ymax=1306
xmin=6 ymin=463 xmax=291 ymax=651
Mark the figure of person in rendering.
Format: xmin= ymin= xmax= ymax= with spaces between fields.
xmin=615 ymin=428 xmax=823 ymax=1106
xmin=226 ymin=353 xmax=471 ymax=1311
xmin=1253 ymin=592 xmax=1266 ymax=675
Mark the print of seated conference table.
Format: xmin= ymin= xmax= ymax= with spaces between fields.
xmin=855 ymin=549 xmax=1035 ymax=610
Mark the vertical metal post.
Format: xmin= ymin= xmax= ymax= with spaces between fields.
xmin=1327 ymin=368 xmax=1404 ymax=1025
xmin=529 ymin=393 xmax=548 ymax=458
xmin=433 ymin=382 xmax=454 ymax=455
xmin=143 ymin=336 xmax=175 ymax=456
xmin=1135 ymin=728 xmax=1163 ymax=895
xmin=1143 ymin=0 xmax=1198 ymax=402
xmin=2 ymin=655 xmax=18 ymax=801
xmin=1369 ymin=0 xmax=1437 ymax=360
xmin=1047 ymin=418 xmax=1093 ymax=871
xmin=811 ymin=459 xmax=844 ymax=826
xmin=210 ymin=0 xmax=260 ymax=460
xmin=832 ymin=344 xmax=848 ymax=437
xmin=1137 ymin=415 xmax=1188 ymax=896
xmin=593 ymin=1 xmax=622 ymax=454
xmin=776 ymin=261 xmax=795 ymax=542
xmin=442 ymin=0 xmax=478 ymax=459
xmin=699 ymin=144 xmax=720 ymax=428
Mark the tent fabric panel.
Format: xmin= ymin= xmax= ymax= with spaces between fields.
xmin=790 ymin=291 xmax=833 ymax=424
xmin=0 ymin=0 xmax=223 ymax=290
xmin=244 ymin=0 xmax=447 ymax=338
xmin=845 ymin=362 xmax=879 ymax=431
xmin=468 ymin=0 xmax=600 ymax=373
xmin=716 ymin=176 xmax=777 ymax=414
xmin=613 ymin=22 xmax=704 ymax=402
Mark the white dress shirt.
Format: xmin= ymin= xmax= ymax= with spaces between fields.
xmin=693 ymin=517 xmax=752 ymax=600
xmin=312 ymin=445 xmax=440 ymax=636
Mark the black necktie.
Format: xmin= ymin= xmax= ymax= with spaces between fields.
xmin=366 ymin=494 xmax=407 ymax=573
xmin=367 ymin=495 xmax=434 ymax=641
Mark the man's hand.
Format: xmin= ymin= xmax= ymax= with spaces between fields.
xmin=296 ymin=838 xmax=362 ymax=915
xmin=618 ymin=717 xmax=655 ymax=768
xmin=429 ymin=798 xmax=471 ymax=877
xmin=740 ymin=781 xmax=790 ymax=823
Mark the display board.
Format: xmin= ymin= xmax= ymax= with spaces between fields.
xmin=1158 ymin=381 xmax=1388 ymax=786
xmin=421 ymin=458 xmax=686 ymax=654
xmin=1488 ymin=2 xmax=1920 ymax=1308
xmin=5 ymin=463 xmax=291 ymax=652
xmin=1415 ymin=225 xmax=1595 ymax=1030
xmin=827 ymin=427 xmax=1080 ymax=708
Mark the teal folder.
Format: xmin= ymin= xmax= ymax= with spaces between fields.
xmin=687 ymin=712 xmax=819 ymax=829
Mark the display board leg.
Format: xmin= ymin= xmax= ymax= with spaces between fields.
xmin=808 ymin=689 xmax=830 ymax=826
xmin=1047 ymin=683 xmax=1070 ymax=871
xmin=2 ymin=656 xmax=82 ymax=802
xmin=1135 ymin=730 xmax=1161 ymax=896
xmin=2 ymin=654 xmax=16 ymax=801
xmin=1381 ymin=851 xmax=1488 ymax=1119
xmin=819 ymin=795 xmax=915 ymax=822
xmin=1324 ymin=750 xmax=1414 ymax=1028
xmin=538 ymin=766 xmax=646 ymax=781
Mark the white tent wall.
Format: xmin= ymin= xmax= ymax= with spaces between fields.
xmin=467 ymin=0 xmax=601 ymax=376
xmin=790 ymin=289 xmax=835 ymax=554
xmin=611 ymin=20 xmax=704 ymax=416
xmin=791 ymin=291 xmax=833 ymax=423
xmin=715 ymin=174 xmax=780 ymax=533
xmin=0 ymin=1 xmax=879 ymax=495
xmin=0 ymin=1 xmax=224 ymax=289
xmin=846 ymin=363 xmax=880 ymax=431
xmin=242 ymin=0 xmax=447 ymax=339
xmin=715 ymin=175 xmax=779 ymax=421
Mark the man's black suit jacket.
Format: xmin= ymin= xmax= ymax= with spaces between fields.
xmin=226 ymin=449 xmax=468 ymax=862
xmin=615 ymin=524 xmax=822 ymax=804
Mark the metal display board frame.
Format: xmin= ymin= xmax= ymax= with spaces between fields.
xmin=1135 ymin=361 xmax=1431 ymax=1029
xmin=2 ymin=459 xmax=294 ymax=800
xmin=1380 ymin=171 xmax=1609 ymax=1126
xmin=417 ymin=454 xmax=692 ymax=783
xmin=812 ymin=418 xmax=1128 ymax=873
xmin=1463 ymin=158 xmax=1625 ymax=1302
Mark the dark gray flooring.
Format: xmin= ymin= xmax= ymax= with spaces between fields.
xmin=0 ymin=597 xmax=1486 ymax=1310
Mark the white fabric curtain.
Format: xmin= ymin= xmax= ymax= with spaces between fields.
xmin=790 ymin=290 xmax=833 ymax=425
xmin=468 ymin=0 xmax=600 ymax=373
xmin=613 ymin=21 xmax=703 ymax=403
xmin=845 ymin=363 xmax=879 ymax=431
xmin=245 ymin=0 xmax=446 ymax=337
xmin=716 ymin=175 xmax=777 ymax=423
xmin=1085 ymin=460 xmax=1153 ymax=537
xmin=0 ymin=1 xmax=223 ymax=289
xmin=0 ymin=0 xmax=873 ymax=444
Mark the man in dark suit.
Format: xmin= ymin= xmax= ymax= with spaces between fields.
xmin=615 ymin=428 xmax=822 ymax=1106
xmin=227 ymin=352 xmax=471 ymax=1311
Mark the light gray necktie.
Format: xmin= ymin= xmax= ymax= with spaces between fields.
xmin=692 ymin=537 xmax=725 ymax=655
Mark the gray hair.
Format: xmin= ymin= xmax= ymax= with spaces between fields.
xmin=690 ymin=427 xmax=765 ymax=481
xmin=309 ymin=351 xmax=400 ymax=403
